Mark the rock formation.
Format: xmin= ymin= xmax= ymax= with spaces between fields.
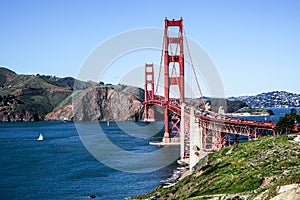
xmin=45 ymin=86 xmax=144 ymax=121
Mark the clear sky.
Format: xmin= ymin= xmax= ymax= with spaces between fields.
xmin=0 ymin=0 xmax=299 ymax=97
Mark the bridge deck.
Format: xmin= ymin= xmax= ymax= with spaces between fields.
xmin=145 ymin=100 xmax=277 ymax=130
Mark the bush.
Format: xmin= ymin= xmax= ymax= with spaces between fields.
xmin=276 ymin=108 xmax=300 ymax=134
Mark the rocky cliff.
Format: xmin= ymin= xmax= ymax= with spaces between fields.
xmin=45 ymin=86 xmax=144 ymax=121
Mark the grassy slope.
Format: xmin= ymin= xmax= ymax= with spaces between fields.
xmin=0 ymin=71 xmax=72 ymax=118
xmin=0 ymin=67 xmax=17 ymax=86
xmin=16 ymin=90 xmax=72 ymax=116
xmin=0 ymin=73 xmax=66 ymax=97
xmin=6 ymin=74 xmax=60 ymax=89
xmin=131 ymin=134 xmax=300 ymax=200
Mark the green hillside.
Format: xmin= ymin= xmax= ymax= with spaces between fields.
xmin=0 ymin=67 xmax=17 ymax=86
xmin=0 ymin=67 xmax=73 ymax=120
xmin=130 ymin=134 xmax=300 ymax=199
xmin=0 ymin=89 xmax=72 ymax=120
xmin=41 ymin=75 xmax=97 ymax=90
xmin=5 ymin=74 xmax=61 ymax=89
xmin=208 ymin=98 xmax=248 ymax=113
xmin=19 ymin=90 xmax=72 ymax=116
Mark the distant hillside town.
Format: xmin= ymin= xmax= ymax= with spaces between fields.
xmin=229 ymin=91 xmax=300 ymax=108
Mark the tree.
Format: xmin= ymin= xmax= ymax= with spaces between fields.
xmin=276 ymin=108 xmax=300 ymax=134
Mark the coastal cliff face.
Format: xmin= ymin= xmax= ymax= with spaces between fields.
xmin=0 ymin=67 xmax=144 ymax=122
xmin=45 ymin=86 xmax=144 ymax=121
xmin=0 ymin=109 xmax=37 ymax=122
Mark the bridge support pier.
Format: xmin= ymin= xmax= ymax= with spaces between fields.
xmin=180 ymin=103 xmax=185 ymax=160
xmin=162 ymin=134 xmax=170 ymax=143
xmin=162 ymin=105 xmax=170 ymax=143
xmin=189 ymin=107 xmax=203 ymax=171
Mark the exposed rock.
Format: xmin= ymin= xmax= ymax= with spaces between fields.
xmin=271 ymin=184 xmax=300 ymax=200
xmin=254 ymin=184 xmax=300 ymax=200
xmin=294 ymin=135 xmax=300 ymax=143
xmin=0 ymin=110 xmax=39 ymax=122
xmin=114 ymin=84 xmax=144 ymax=101
xmin=254 ymin=190 xmax=271 ymax=200
xmin=260 ymin=176 xmax=276 ymax=188
xmin=44 ymin=104 xmax=73 ymax=121
xmin=46 ymin=86 xmax=144 ymax=121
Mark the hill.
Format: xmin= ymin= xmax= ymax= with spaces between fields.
xmin=0 ymin=67 xmax=17 ymax=86
xmin=40 ymin=75 xmax=97 ymax=90
xmin=4 ymin=74 xmax=63 ymax=90
xmin=229 ymin=91 xmax=300 ymax=108
xmin=0 ymin=67 xmax=144 ymax=121
xmin=129 ymin=134 xmax=300 ymax=200
xmin=207 ymin=98 xmax=248 ymax=113
xmin=0 ymin=73 xmax=72 ymax=121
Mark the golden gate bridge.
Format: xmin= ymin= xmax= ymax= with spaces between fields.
xmin=143 ymin=18 xmax=298 ymax=169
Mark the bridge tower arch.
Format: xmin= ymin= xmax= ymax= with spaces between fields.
xmin=163 ymin=17 xmax=185 ymax=142
xmin=144 ymin=63 xmax=155 ymax=122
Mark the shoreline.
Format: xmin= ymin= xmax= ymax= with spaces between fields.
xmin=159 ymin=166 xmax=189 ymax=188
xmin=225 ymin=112 xmax=271 ymax=117
xmin=128 ymin=134 xmax=300 ymax=199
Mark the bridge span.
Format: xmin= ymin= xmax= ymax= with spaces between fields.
xmin=143 ymin=18 xmax=295 ymax=170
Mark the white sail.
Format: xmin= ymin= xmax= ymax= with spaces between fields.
xmin=37 ymin=133 xmax=44 ymax=141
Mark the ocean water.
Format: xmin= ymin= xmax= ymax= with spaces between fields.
xmin=0 ymin=121 xmax=179 ymax=200
xmin=0 ymin=108 xmax=298 ymax=199
xmin=239 ymin=107 xmax=300 ymax=122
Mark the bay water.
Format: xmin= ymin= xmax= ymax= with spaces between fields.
xmin=0 ymin=121 xmax=178 ymax=200
xmin=0 ymin=107 xmax=298 ymax=199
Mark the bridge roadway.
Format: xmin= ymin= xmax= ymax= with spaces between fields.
xmin=146 ymin=98 xmax=277 ymax=138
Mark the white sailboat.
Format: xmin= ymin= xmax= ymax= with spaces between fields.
xmin=37 ymin=133 xmax=44 ymax=141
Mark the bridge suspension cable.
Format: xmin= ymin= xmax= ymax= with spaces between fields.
xmin=145 ymin=18 xmax=281 ymax=165
xmin=155 ymin=37 xmax=164 ymax=96
xmin=155 ymin=28 xmax=182 ymax=97
xmin=156 ymin=23 xmax=206 ymax=106
xmin=183 ymin=27 xmax=206 ymax=107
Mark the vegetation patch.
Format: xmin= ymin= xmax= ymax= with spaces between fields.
xmin=129 ymin=134 xmax=300 ymax=200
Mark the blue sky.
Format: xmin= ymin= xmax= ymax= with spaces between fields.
xmin=0 ymin=0 xmax=299 ymax=96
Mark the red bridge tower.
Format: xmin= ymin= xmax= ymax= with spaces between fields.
xmin=163 ymin=17 xmax=184 ymax=142
xmin=144 ymin=63 xmax=155 ymax=121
